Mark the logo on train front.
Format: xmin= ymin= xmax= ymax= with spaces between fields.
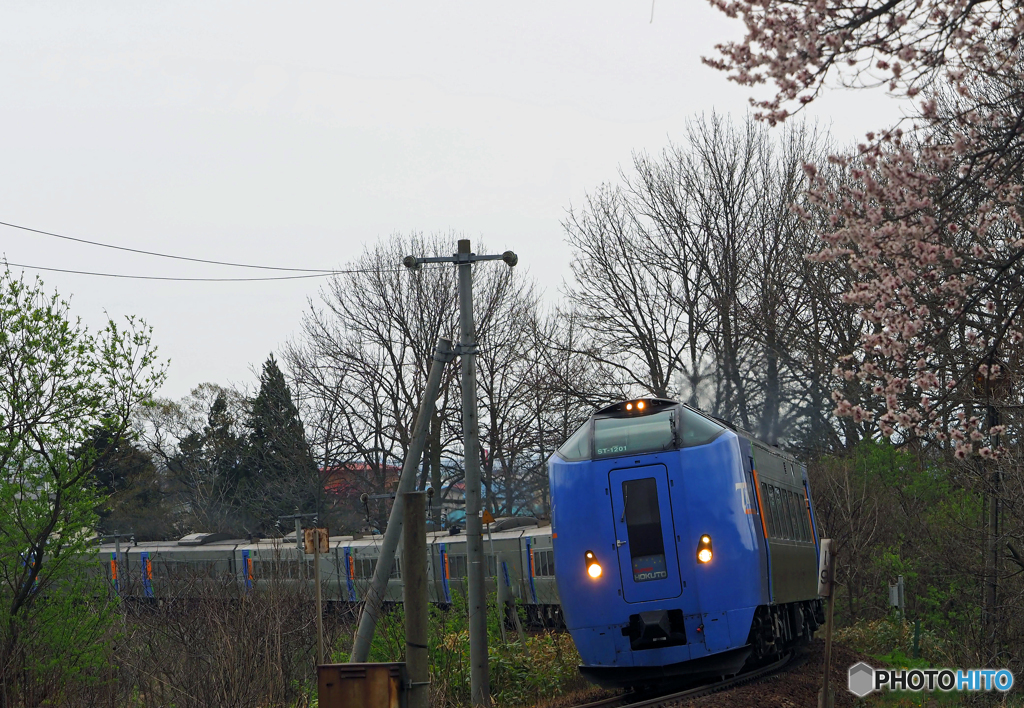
xmin=848 ymin=662 xmax=1014 ymax=695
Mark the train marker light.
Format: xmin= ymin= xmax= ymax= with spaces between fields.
xmin=585 ymin=550 xmax=602 ymax=579
xmin=697 ymin=534 xmax=713 ymax=563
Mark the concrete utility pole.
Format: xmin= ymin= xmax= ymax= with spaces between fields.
xmin=403 ymin=491 xmax=429 ymax=708
xmin=350 ymin=338 xmax=456 ymax=662
xmin=818 ymin=539 xmax=836 ymax=708
xmin=404 ymin=239 xmax=518 ymax=708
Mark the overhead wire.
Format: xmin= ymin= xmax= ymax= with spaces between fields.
xmin=1 ymin=260 xmax=440 ymax=282
xmin=0 ymin=219 xmax=336 ymax=272
xmin=0 ymin=219 xmax=448 ymax=281
xmin=1 ymin=261 xmax=333 ymax=282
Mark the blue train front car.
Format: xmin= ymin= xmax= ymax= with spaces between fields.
xmin=549 ymin=398 xmax=821 ymax=688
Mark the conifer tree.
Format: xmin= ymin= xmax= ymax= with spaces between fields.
xmin=243 ymin=355 xmax=321 ymax=531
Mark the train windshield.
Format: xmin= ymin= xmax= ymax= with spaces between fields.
xmin=678 ymin=407 xmax=726 ymax=448
xmin=594 ymin=410 xmax=675 ymax=458
xmin=556 ymin=422 xmax=592 ymax=461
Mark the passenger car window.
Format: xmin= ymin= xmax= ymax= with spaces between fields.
xmin=760 ymin=482 xmax=776 ymax=537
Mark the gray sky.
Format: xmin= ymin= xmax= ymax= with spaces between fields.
xmin=0 ymin=2 xmax=904 ymax=399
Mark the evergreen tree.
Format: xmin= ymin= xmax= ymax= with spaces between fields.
xmin=89 ymin=426 xmax=175 ymax=541
xmin=242 ymin=355 xmax=321 ymax=532
xmin=164 ymin=390 xmax=248 ymax=535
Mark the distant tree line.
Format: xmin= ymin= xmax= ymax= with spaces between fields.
xmin=103 ymin=356 xmax=319 ymax=540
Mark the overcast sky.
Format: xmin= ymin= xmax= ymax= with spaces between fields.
xmin=0 ymin=2 xmax=906 ymax=399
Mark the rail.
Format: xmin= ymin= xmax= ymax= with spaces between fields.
xmin=569 ymin=650 xmax=802 ymax=708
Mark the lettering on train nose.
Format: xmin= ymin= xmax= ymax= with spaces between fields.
xmin=632 ymin=554 xmax=668 ymax=582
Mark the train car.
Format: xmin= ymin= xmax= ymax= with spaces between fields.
xmin=94 ymin=518 xmax=562 ymax=625
xmin=548 ymin=398 xmax=822 ymax=688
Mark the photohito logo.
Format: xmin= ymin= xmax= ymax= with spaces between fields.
xmin=848 ymin=662 xmax=1014 ymax=696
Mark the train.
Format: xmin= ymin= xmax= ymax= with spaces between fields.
xmin=95 ymin=516 xmax=563 ymax=626
xmin=548 ymin=398 xmax=823 ymax=688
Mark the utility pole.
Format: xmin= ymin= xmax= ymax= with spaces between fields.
xmin=404 ymin=240 xmax=517 ymax=707
xmin=403 ymin=491 xmax=429 ymax=708
xmin=818 ymin=539 xmax=836 ymax=708
xmin=304 ymin=528 xmax=329 ymax=665
xmin=975 ymin=357 xmax=1008 ymax=660
xmin=430 ymin=409 xmax=443 ymax=531
xmin=350 ymin=338 xmax=456 ymax=662
xmin=100 ymin=532 xmax=131 ymax=594
xmin=279 ymin=511 xmax=318 ymax=580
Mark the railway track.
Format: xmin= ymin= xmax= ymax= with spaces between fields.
xmin=570 ymin=650 xmax=803 ymax=708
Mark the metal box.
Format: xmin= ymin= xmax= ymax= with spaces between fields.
xmin=318 ymin=663 xmax=407 ymax=708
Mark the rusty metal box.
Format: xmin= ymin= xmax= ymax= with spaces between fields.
xmin=318 ymin=663 xmax=408 ymax=708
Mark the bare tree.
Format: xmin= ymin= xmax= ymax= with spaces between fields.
xmin=285 ymin=232 xmax=542 ymax=527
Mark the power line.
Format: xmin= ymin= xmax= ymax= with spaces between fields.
xmin=0 ymin=219 xmax=336 ymax=273
xmin=2 ymin=260 xmax=430 ymax=282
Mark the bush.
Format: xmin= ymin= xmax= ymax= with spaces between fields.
xmin=357 ymin=591 xmax=587 ymax=708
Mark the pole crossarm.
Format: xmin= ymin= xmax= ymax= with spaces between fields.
xmin=403 ymin=251 xmax=518 ymax=269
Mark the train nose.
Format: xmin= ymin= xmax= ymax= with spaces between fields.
xmin=624 ymin=609 xmax=687 ymax=650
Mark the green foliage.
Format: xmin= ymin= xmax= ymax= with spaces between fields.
xmin=242 ymin=355 xmax=321 ymax=532
xmin=0 ymin=270 xmax=165 ymax=702
xmin=834 ymin=616 xmax=946 ymax=667
xmin=89 ymin=425 xmax=175 ymax=541
xmin=809 ymin=439 xmax=1009 ymax=668
xmin=351 ymin=590 xmax=586 ymax=708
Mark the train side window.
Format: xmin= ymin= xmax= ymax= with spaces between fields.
xmin=760 ymin=482 xmax=775 ymax=537
xmin=449 ymin=555 xmax=467 ymax=578
xmin=357 ymin=558 xmax=377 ymax=579
xmin=786 ymin=491 xmax=799 ymax=541
xmin=784 ymin=492 xmax=796 ymax=541
xmin=621 ymin=477 xmax=669 ymax=582
xmin=789 ymin=492 xmax=803 ymax=542
xmin=798 ymin=494 xmax=811 ymax=542
xmin=776 ymin=486 xmax=792 ymax=540
xmin=792 ymin=492 xmax=807 ymax=542
xmin=679 ymin=407 xmax=726 ymax=448
xmin=557 ymin=422 xmax=592 ymax=461
xmin=766 ymin=485 xmax=781 ymax=539
xmin=782 ymin=491 xmax=795 ymax=541
xmin=534 ymin=550 xmax=555 ymax=577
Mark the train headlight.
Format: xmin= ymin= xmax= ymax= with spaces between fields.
xmin=585 ymin=550 xmax=602 ymax=579
xmin=697 ymin=534 xmax=713 ymax=564
xmin=637 ymin=400 xmax=645 ymax=410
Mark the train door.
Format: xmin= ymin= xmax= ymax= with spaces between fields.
xmin=609 ymin=464 xmax=682 ymax=603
